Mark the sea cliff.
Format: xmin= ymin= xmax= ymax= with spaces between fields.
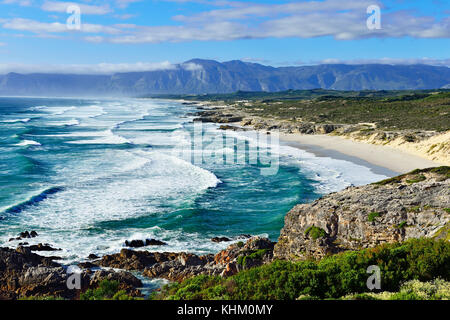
xmin=274 ymin=167 xmax=450 ymax=260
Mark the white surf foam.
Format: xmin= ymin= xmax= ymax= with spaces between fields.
xmin=1 ymin=118 xmax=31 ymax=123
xmin=214 ymin=127 xmax=388 ymax=194
xmin=65 ymin=130 xmax=130 ymax=145
xmin=15 ymin=140 xmax=41 ymax=147
xmin=45 ymin=119 xmax=80 ymax=126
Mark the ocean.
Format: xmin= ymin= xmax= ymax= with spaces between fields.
xmin=0 ymin=97 xmax=387 ymax=263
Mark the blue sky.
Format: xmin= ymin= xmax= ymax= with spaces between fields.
xmin=0 ymin=0 xmax=448 ymax=74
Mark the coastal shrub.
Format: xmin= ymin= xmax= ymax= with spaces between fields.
xmin=152 ymin=238 xmax=450 ymax=300
xmin=368 ymin=212 xmax=382 ymax=222
xmin=343 ymin=279 xmax=450 ymax=300
xmin=304 ymin=226 xmax=327 ymax=240
xmin=407 ymin=205 xmax=421 ymax=213
xmin=395 ymin=221 xmax=408 ymax=229
xmin=429 ymin=166 xmax=450 ymax=178
xmin=406 ymin=174 xmax=426 ymax=184
xmin=373 ymin=166 xmax=450 ymax=186
xmin=237 ymin=249 xmax=269 ymax=268
xmin=79 ymin=280 xmax=139 ymax=300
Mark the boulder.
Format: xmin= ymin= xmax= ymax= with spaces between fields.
xmin=211 ymin=237 xmax=231 ymax=243
xmin=124 ymin=240 xmax=145 ymax=248
xmin=27 ymin=243 xmax=61 ymax=252
xmin=145 ymin=239 xmax=167 ymax=246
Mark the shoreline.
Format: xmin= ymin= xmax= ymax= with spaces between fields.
xmin=278 ymin=133 xmax=443 ymax=176
xmin=190 ymin=101 xmax=447 ymax=175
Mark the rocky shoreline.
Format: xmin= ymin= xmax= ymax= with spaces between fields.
xmin=0 ymin=234 xmax=275 ymax=299
xmin=189 ymin=102 xmax=449 ymax=165
xmin=1 ymin=99 xmax=448 ymax=299
xmin=191 ymin=102 xmax=442 ymax=139
xmin=1 ymin=166 xmax=448 ymax=300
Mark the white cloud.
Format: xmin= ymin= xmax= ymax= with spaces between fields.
xmin=115 ymin=0 xmax=142 ymax=9
xmin=2 ymin=18 xmax=123 ymax=34
xmin=0 ymin=61 xmax=206 ymax=74
xmin=317 ymin=58 xmax=450 ymax=67
xmin=87 ymin=0 xmax=450 ymax=43
xmin=1 ymin=0 xmax=32 ymax=6
xmin=2 ymin=0 xmax=449 ymax=43
xmin=41 ymin=1 xmax=111 ymax=15
xmin=181 ymin=62 xmax=204 ymax=71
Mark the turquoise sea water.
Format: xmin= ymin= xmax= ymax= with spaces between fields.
xmin=0 ymin=97 xmax=387 ymax=262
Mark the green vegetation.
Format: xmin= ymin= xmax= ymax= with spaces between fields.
xmin=407 ymin=206 xmax=421 ymax=213
xmin=343 ymin=279 xmax=450 ymax=300
xmin=80 ymin=280 xmax=140 ymax=300
xmin=395 ymin=221 xmax=408 ymax=229
xmin=406 ymin=174 xmax=426 ymax=184
xmin=373 ymin=166 xmax=449 ymax=186
xmin=304 ymin=226 xmax=327 ymax=240
xmin=152 ymin=238 xmax=450 ymax=300
xmin=156 ymin=89 xmax=450 ymax=131
xmin=237 ymin=249 xmax=269 ymax=268
xmin=445 ymin=208 xmax=450 ymax=214
xmin=368 ymin=212 xmax=382 ymax=222
xmin=433 ymin=223 xmax=450 ymax=241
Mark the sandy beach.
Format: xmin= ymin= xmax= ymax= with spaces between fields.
xmin=279 ymin=133 xmax=443 ymax=176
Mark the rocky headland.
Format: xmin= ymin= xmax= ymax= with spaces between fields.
xmin=274 ymin=166 xmax=450 ymax=260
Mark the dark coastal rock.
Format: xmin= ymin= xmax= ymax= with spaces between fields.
xmin=17 ymin=266 xmax=90 ymax=298
xmin=141 ymin=237 xmax=275 ymax=282
xmin=125 ymin=240 xmax=145 ymax=248
xmin=0 ymin=247 xmax=74 ymax=299
xmin=20 ymin=231 xmax=31 ymax=239
xmin=0 ymin=245 xmax=145 ymax=299
xmin=145 ymin=239 xmax=167 ymax=246
xmin=26 ymin=243 xmax=61 ymax=252
xmin=237 ymin=234 xmax=252 ymax=239
xmin=9 ymin=231 xmax=39 ymax=242
xmin=78 ymin=261 xmax=98 ymax=269
xmin=95 ymin=236 xmax=275 ymax=282
xmin=87 ymin=254 xmax=99 ymax=260
xmin=124 ymin=238 xmax=167 ymax=248
xmin=211 ymin=236 xmax=232 ymax=243
xmin=274 ymin=168 xmax=450 ymax=260
xmin=94 ymin=249 xmax=176 ymax=270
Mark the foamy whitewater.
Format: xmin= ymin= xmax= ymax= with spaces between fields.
xmin=0 ymin=97 xmax=387 ymax=263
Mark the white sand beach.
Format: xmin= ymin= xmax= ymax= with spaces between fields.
xmin=279 ymin=133 xmax=444 ymax=175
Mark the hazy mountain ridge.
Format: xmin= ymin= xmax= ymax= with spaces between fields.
xmin=1 ymin=60 xmax=449 ymax=96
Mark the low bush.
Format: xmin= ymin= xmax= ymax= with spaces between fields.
xmin=80 ymin=280 xmax=139 ymax=300
xmin=152 ymin=238 xmax=450 ymax=300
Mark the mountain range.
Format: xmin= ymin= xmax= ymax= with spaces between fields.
xmin=1 ymin=59 xmax=449 ymax=96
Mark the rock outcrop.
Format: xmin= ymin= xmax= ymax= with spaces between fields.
xmin=89 ymin=237 xmax=275 ymax=282
xmin=0 ymin=246 xmax=142 ymax=299
xmin=274 ymin=167 xmax=450 ymax=260
xmin=0 ymin=246 xmax=77 ymax=299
